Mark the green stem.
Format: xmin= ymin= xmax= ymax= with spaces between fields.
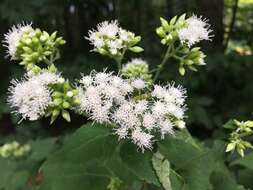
xmin=153 ymin=45 xmax=173 ymax=82
xmin=115 ymin=48 xmax=127 ymax=72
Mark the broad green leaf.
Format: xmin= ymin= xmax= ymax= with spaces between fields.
xmin=158 ymin=138 xmax=236 ymax=190
xmin=152 ymin=152 xmax=172 ymax=190
xmin=38 ymin=123 xmax=160 ymax=190
xmin=210 ymin=171 xmax=246 ymax=190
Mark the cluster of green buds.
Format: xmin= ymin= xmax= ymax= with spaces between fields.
xmin=225 ymin=120 xmax=253 ymax=157
xmin=177 ymin=47 xmax=206 ymax=76
xmin=122 ymin=58 xmax=152 ymax=83
xmin=47 ymin=78 xmax=80 ymax=123
xmin=155 ymin=14 xmax=212 ymax=76
xmin=0 ymin=141 xmax=31 ymax=158
xmin=15 ymin=26 xmax=65 ymax=73
xmin=156 ymin=15 xmax=187 ymax=46
xmin=86 ymin=20 xmax=143 ymax=69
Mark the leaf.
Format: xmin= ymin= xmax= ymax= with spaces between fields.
xmin=29 ymin=138 xmax=58 ymax=160
xmin=157 ymin=138 xmax=232 ymax=190
xmin=38 ymin=123 xmax=160 ymax=190
xmin=152 ymin=152 xmax=172 ymax=190
xmin=210 ymin=171 xmax=246 ymax=190
xmin=223 ymin=120 xmax=237 ymax=130
xmin=0 ymin=137 xmax=58 ymax=190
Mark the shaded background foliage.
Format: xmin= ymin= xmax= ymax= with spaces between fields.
xmin=0 ymin=0 xmax=253 ymax=189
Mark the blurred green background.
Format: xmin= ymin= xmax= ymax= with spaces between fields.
xmin=0 ymin=0 xmax=253 ymax=140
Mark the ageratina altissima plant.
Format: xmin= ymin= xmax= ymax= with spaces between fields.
xmin=5 ymin=14 xmax=212 ymax=151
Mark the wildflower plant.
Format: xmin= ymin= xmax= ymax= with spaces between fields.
xmin=225 ymin=119 xmax=253 ymax=157
xmin=4 ymin=14 xmax=240 ymax=190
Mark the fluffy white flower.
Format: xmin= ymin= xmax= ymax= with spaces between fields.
xmin=131 ymin=127 xmax=153 ymax=151
xmin=142 ymin=113 xmax=156 ymax=130
xmin=77 ymin=71 xmax=187 ymax=151
xmin=3 ymin=23 xmax=33 ymax=60
xmin=8 ymin=77 xmax=51 ymax=121
xmin=80 ymin=75 xmax=93 ymax=87
xmin=152 ymin=101 xmax=168 ymax=118
xmin=131 ymin=79 xmax=146 ymax=89
xmin=30 ymin=71 xmax=61 ymax=86
xmin=135 ymin=100 xmax=148 ymax=114
xmin=113 ymin=102 xmax=140 ymax=128
xmin=178 ymin=15 xmax=212 ymax=47
xmin=114 ymin=127 xmax=128 ymax=139
xmin=159 ymin=120 xmax=174 ymax=139
xmin=90 ymin=106 xmax=110 ymax=124
xmin=97 ymin=20 xmax=119 ymax=38
xmin=166 ymin=104 xmax=185 ymax=119
xmin=152 ymin=85 xmax=166 ymax=99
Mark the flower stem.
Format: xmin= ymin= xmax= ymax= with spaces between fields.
xmin=115 ymin=49 xmax=127 ymax=73
xmin=153 ymin=45 xmax=173 ymax=82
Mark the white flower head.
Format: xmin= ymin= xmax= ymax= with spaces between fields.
xmin=97 ymin=20 xmax=119 ymax=38
xmin=3 ymin=23 xmax=33 ymax=60
xmin=131 ymin=127 xmax=153 ymax=152
xmin=89 ymin=106 xmax=110 ymax=124
xmin=29 ymin=71 xmax=61 ymax=86
xmin=131 ymin=79 xmax=147 ymax=89
xmin=159 ymin=120 xmax=174 ymax=139
xmin=80 ymin=75 xmax=93 ymax=87
xmin=7 ymin=77 xmax=51 ymax=121
xmin=178 ymin=15 xmax=213 ymax=47
xmin=114 ymin=126 xmax=129 ymax=139
xmin=142 ymin=113 xmax=156 ymax=130
xmin=135 ymin=100 xmax=148 ymax=114
xmin=152 ymin=85 xmax=166 ymax=99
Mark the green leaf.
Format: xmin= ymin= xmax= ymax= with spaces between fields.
xmin=210 ymin=171 xmax=246 ymax=190
xmin=157 ymin=138 xmax=231 ymax=190
xmin=152 ymin=152 xmax=172 ymax=190
xmin=223 ymin=120 xmax=237 ymax=130
xmin=38 ymin=123 xmax=160 ymax=190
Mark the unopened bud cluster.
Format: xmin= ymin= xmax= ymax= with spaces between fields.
xmin=122 ymin=58 xmax=152 ymax=83
xmin=226 ymin=120 xmax=253 ymax=157
xmin=3 ymin=23 xmax=65 ymax=73
xmin=0 ymin=141 xmax=31 ymax=158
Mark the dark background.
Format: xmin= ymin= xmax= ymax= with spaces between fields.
xmin=0 ymin=0 xmax=253 ymax=141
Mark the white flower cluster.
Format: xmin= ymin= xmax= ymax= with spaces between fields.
xmin=78 ymin=72 xmax=187 ymax=151
xmin=3 ymin=23 xmax=33 ymax=60
xmin=178 ymin=15 xmax=212 ymax=47
xmin=8 ymin=72 xmax=60 ymax=121
xmin=86 ymin=20 xmax=136 ymax=55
